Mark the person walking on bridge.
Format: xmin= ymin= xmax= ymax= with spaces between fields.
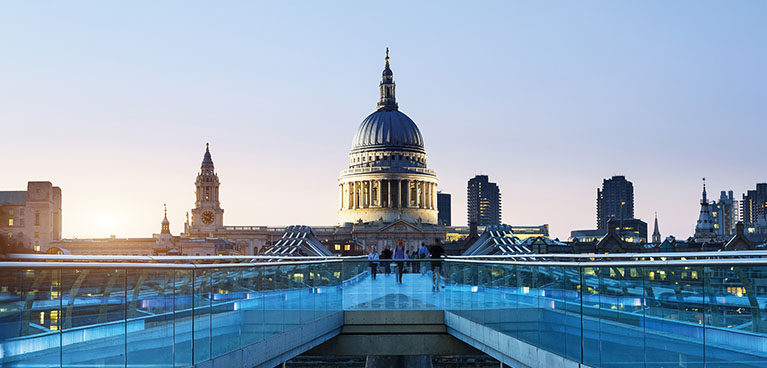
xmin=418 ymin=243 xmax=429 ymax=276
xmin=393 ymin=242 xmax=406 ymax=284
xmin=429 ymin=241 xmax=445 ymax=292
xmin=367 ymin=247 xmax=380 ymax=280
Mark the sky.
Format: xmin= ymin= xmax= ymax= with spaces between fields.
xmin=1 ymin=1 xmax=765 ymax=240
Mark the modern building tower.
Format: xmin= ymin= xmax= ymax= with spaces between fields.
xmin=694 ymin=178 xmax=717 ymax=242
xmin=467 ymin=175 xmax=501 ymax=226
xmin=337 ymin=49 xmax=439 ymax=225
xmin=437 ymin=191 xmax=451 ymax=226
xmin=714 ymin=190 xmax=738 ymax=238
xmin=741 ymin=183 xmax=767 ymax=226
xmin=596 ymin=176 xmax=634 ymax=230
xmin=190 ymin=143 xmax=224 ymax=232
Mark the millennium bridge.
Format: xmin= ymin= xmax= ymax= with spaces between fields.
xmin=2 ymin=252 xmax=767 ymax=367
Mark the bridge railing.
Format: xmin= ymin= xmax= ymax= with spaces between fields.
xmin=444 ymin=257 xmax=767 ymax=368
xmin=0 ymin=259 xmax=343 ymax=367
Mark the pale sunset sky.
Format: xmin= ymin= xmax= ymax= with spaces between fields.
xmin=1 ymin=1 xmax=765 ymax=240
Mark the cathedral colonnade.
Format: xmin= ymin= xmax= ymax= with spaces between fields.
xmin=339 ymin=178 xmax=438 ymax=211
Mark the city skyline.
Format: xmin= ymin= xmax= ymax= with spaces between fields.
xmin=2 ymin=2 xmax=766 ymax=240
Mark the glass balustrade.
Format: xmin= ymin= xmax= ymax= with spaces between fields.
xmin=2 ymin=257 xmax=766 ymax=367
xmin=0 ymin=261 xmax=342 ymax=367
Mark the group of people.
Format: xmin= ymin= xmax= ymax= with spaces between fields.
xmin=367 ymin=241 xmax=446 ymax=291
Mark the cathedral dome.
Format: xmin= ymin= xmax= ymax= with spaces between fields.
xmin=350 ymin=48 xmax=424 ymax=154
xmin=351 ymin=109 xmax=424 ymax=153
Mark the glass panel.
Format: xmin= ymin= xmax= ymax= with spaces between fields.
xmin=240 ymin=266 xmax=265 ymax=346
xmin=126 ymin=269 xmax=174 ymax=367
xmin=210 ymin=267 xmax=243 ymax=358
xmin=581 ymin=266 xmax=601 ymax=367
xmin=262 ymin=265 xmax=284 ymax=336
xmin=644 ymin=265 xmax=704 ymax=368
xmin=563 ymin=266 xmax=582 ymax=363
xmin=596 ymin=265 xmax=644 ymax=368
xmin=174 ymin=269 xmax=194 ymax=367
xmin=192 ymin=268 xmax=211 ymax=364
xmin=0 ymin=268 xmax=61 ymax=367
xmin=61 ymin=268 xmax=126 ymax=367
xmin=539 ymin=265 xmax=566 ymax=357
xmin=705 ymin=264 xmax=767 ymax=366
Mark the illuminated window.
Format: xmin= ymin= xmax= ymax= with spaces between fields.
xmin=34 ymin=232 xmax=40 ymax=238
xmin=8 ymin=219 xmax=13 ymax=226
xmin=344 ymin=244 xmax=351 ymax=251
xmin=334 ymin=244 xmax=340 ymax=250
xmin=34 ymin=245 xmax=40 ymax=252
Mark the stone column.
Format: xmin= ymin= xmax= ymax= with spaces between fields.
xmin=377 ymin=180 xmax=382 ymax=207
xmin=404 ymin=180 xmax=410 ymax=208
xmin=354 ymin=181 xmax=359 ymax=209
xmin=387 ymin=180 xmax=392 ymax=208
xmin=370 ymin=179 xmax=375 ymax=207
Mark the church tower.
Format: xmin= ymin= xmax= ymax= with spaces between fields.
xmin=190 ymin=143 xmax=224 ymax=232
xmin=652 ymin=212 xmax=661 ymax=244
xmin=694 ymin=178 xmax=716 ymax=242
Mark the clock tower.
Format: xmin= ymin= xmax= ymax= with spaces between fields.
xmin=190 ymin=143 xmax=224 ymax=232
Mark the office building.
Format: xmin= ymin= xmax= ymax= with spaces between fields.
xmin=596 ymin=175 xmax=634 ymax=230
xmin=437 ymin=191 xmax=451 ymax=226
xmin=467 ymin=175 xmax=501 ymax=226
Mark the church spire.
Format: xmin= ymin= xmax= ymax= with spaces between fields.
xmin=201 ymin=142 xmax=215 ymax=175
xmin=377 ymin=48 xmax=398 ymax=111
xmin=161 ymin=204 xmax=170 ymax=234
xmin=652 ymin=212 xmax=661 ymax=243
xmin=701 ymin=177 xmax=708 ymax=204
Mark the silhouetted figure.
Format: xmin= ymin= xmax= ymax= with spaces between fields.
xmin=381 ymin=246 xmax=393 ymax=276
xmin=393 ymin=243 xmax=406 ymax=284
xmin=429 ymin=242 xmax=445 ymax=292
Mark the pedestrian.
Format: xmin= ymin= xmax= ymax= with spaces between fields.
xmin=409 ymin=247 xmax=418 ymax=273
xmin=381 ymin=246 xmax=393 ymax=277
xmin=394 ymin=242 xmax=406 ymax=284
xmin=418 ymin=243 xmax=429 ymax=276
xmin=429 ymin=241 xmax=445 ymax=292
xmin=368 ymin=247 xmax=379 ymax=280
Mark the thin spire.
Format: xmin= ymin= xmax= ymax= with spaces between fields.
xmin=206 ymin=142 xmax=210 ymax=152
xmin=377 ymin=48 xmax=398 ymax=110
xmin=701 ymin=177 xmax=707 ymax=204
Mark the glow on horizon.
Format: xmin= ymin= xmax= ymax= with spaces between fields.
xmin=1 ymin=2 xmax=766 ymax=240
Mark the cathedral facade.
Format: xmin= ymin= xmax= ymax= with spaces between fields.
xmin=337 ymin=49 xmax=439 ymax=226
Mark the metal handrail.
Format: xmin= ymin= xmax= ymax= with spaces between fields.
xmin=0 ymin=259 xmax=343 ymax=269
xmin=449 ymin=250 xmax=767 ymax=260
xmin=445 ymin=257 xmax=767 ymax=267
xmin=1 ymin=254 xmax=366 ymax=262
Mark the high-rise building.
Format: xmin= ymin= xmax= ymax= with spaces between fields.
xmin=467 ymin=175 xmax=501 ymax=226
xmin=437 ymin=191 xmax=451 ymax=226
xmin=596 ymin=176 xmax=634 ymax=230
xmin=713 ymin=190 xmax=738 ymax=238
xmin=741 ymin=183 xmax=767 ymax=225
